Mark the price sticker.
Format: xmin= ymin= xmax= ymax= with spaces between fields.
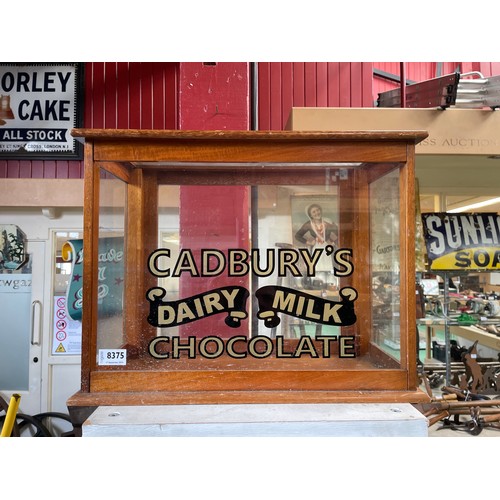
xmin=98 ymin=349 xmax=127 ymax=366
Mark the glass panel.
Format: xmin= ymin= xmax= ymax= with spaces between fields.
xmin=370 ymin=168 xmax=401 ymax=364
xmin=95 ymin=162 xmax=408 ymax=374
xmin=96 ymin=170 xmax=126 ymax=351
xmin=158 ymin=185 xmax=181 ymax=338
xmin=147 ymin=173 xmax=359 ymax=369
xmin=153 ymin=186 xmax=339 ymax=338
xmin=0 ymin=259 xmax=32 ymax=390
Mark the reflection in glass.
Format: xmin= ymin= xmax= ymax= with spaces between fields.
xmin=370 ymin=169 xmax=401 ymax=362
xmin=96 ymin=172 xmax=126 ymax=350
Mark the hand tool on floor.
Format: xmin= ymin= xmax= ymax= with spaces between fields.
xmin=415 ymin=398 xmax=500 ymax=417
xmin=467 ymin=407 xmax=500 ymax=435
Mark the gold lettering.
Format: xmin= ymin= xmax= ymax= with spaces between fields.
xmin=172 ymin=336 xmax=197 ymax=358
xmin=272 ymin=290 xmax=296 ymax=313
xmin=315 ymin=335 xmax=337 ymax=357
xmin=293 ymin=336 xmax=319 ymax=358
xmin=158 ymin=305 xmax=176 ymax=325
xmin=176 ymin=302 xmax=197 ymax=323
xmin=203 ymin=292 xmax=225 ymax=314
xmin=172 ymin=250 xmax=199 ymax=277
xmin=340 ymin=336 xmax=356 ymax=358
xmin=322 ymin=302 xmax=342 ymax=323
xmin=276 ymin=335 xmax=293 ymax=357
xmin=305 ymin=299 xmax=320 ymax=320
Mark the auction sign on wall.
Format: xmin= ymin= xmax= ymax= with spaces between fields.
xmin=0 ymin=63 xmax=83 ymax=159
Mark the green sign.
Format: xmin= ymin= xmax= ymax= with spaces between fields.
xmin=63 ymin=237 xmax=124 ymax=321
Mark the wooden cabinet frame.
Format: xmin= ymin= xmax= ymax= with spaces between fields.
xmin=68 ymin=129 xmax=430 ymax=428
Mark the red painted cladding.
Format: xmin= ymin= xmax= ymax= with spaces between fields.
xmin=84 ymin=62 xmax=178 ymax=130
xmin=178 ymin=62 xmax=250 ymax=130
xmin=257 ymin=62 xmax=374 ymax=130
xmin=0 ymin=158 xmax=82 ymax=180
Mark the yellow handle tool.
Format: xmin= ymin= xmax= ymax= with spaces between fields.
xmin=1 ymin=394 xmax=21 ymax=437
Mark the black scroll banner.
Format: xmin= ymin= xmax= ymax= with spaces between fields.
xmin=256 ymin=285 xmax=358 ymax=329
xmin=146 ymin=285 xmax=249 ymax=328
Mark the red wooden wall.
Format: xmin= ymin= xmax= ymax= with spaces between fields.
xmin=178 ymin=62 xmax=250 ymax=130
xmin=257 ymin=62 xmax=374 ymax=130
xmin=2 ymin=61 xmax=500 ymax=179
xmin=85 ymin=62 xmax=178 ymax=130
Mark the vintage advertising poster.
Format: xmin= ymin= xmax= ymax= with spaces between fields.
xmin=62 ymin=237 xmax=125 ymax=321
xmin=291 ymin=193 xmax=339 ymax=286
xmin=422 ymin=212 xmax=500 ymax=270
xmin=0 ymin=63 xmax=83 ymax=158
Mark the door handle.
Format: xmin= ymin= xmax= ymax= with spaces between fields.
xmin=30 ymin=299 xmax=42 ymax=346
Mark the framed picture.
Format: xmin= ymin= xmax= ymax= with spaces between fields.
xmin=291 ymin=194 xmax=339 ymax=249
xmin=291 ymin=193 xmax=339 ymax=283
xmin=0 ymin=62 xmax=84 ymax=159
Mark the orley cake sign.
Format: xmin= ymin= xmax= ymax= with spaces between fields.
xmin=0 ymin=63 xmax=83 ymax=158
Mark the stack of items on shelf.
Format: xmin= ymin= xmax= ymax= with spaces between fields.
xmin=425 ymin=289 xmax=500 ymax=332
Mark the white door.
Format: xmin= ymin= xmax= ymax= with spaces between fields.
xmin=0 ymin=240 xmax=44 ymax=416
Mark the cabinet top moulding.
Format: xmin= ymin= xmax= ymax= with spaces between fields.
xmin=71 ymin=129 xmax=428 ymax=165
xmin=71 ymin=128 xmax=428 ymax=142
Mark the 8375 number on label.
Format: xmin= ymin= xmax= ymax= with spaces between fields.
xmin=98 ymin=349 xmax=127 ymax=366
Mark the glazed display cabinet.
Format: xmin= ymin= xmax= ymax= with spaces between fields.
xmin=67 ymin=129 xmax=429 ymax=426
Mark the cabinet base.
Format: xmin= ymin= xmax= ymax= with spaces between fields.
xmin=67 ymin=389 xmax=430 ymax=436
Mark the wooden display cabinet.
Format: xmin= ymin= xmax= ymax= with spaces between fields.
xmin=67 ymin=129 xmax=430 ymax=429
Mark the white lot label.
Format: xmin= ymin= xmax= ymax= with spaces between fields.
xmin=98 ymin=349 xmax=127 ymax=366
